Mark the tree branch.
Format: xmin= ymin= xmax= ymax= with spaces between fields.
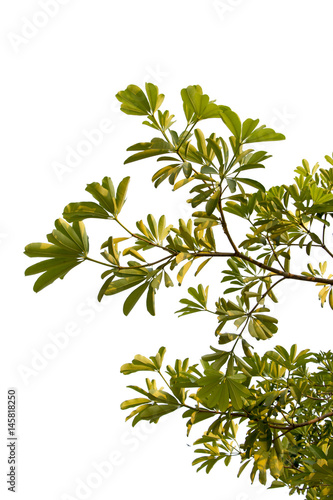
xmin=270 ymin=411 xmax=333 ymax=433
xmin=189 ymin=250 xmax=333 ymax=285
xmin=218 ymin=197 xmax=240 ymax=254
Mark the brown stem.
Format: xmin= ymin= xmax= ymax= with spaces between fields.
xmin=305 ymin=394 xmax=328 ymax=402
xmin=322 ymin=214 xmax=327 ymax=244
xmin=267 ymin=236 xmax=286 ymax=272
xmin=218 ymin=198 xmax=240 ymax=254
xmin=289 ymin=411 xmax=333 ymax=429
xmin=270 ymin=411 xmax=333 ymax=432
xmin=184 ymin=250 xmax=333 ymax=286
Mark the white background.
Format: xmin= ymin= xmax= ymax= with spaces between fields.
xmin=1 ymin=1 xmax=333 ymax=499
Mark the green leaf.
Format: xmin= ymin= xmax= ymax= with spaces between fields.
xmin=125 ymin=138 xmax=171 ymax=164
xmin=116 ymin=84 xmax=151 ymax=116
xmin=124 ymin=403 xmax=151 ymax=422
xmin=226 ymin=178 xmax=237 ymax=193
xmin=182 ymin=161 xmax=193 ymax=178
xmin=194 ymin=129 xmax=207 ymax=156
xmin=51 ymin=230 xmax=79 ymax=252
xmin=147 ymin=214 xmax=158 ymax=239
xmin=116 ymin=177 xmax=130 ymax=213
xmin=226 ymin=377 xmax=250 ymax=409
xmin=164 ymin=271 xmax=174 ymax=288
xmin=77 ymin=220 xmax=90 ymax=255
xmin=25 ymin=257 xmax=79 ymax=276
xmin=24 ymin=219 xmax=89 ymax=292
xmin=173 ymin=177 xmax=195 ymax=191
xmin=145 ymin=83 xmax=165 ymax=113
xmin=123 ymin=282 xmax=149 ymax=316
xmin=206 ymin=138 xmax=224 ymax=168
xmin=236 ymin=178 xmax=265 ymax=191
xmin=309 ymin=232 xmax=322 ymax=244
xmin=120 ymin=398 xmax=151 ymax=410
xmin=146 ymin=285 xmax=156 ymax=316
xmin=218 ymin=333 xmax=238 ymax=345
xmin=188 ymin=284 xmax=208 ymax=306
xmin=195 ymin=258 xmax=211 ymax=276
xmin=268 ymin=480 xmax=286 ymax=489
xmin=120 ymin=355 xmax=157 ymax=375
xmin=149 ymin=347 xmax=166 ymax=370
xmin=53 ymin=219 xmax=88 ymax=252
xmin=122 ymin=247 xmax=146 ymax=262
xmin=31 ymin=261 xmax=80 ymax=292
xmin=97 ymin=276 xmax=115 ymax=302
xmin=63 ymin=202 xmax=110 ymax=222
xmin=218 ymin=379 xmax=230 ymax=412
xmin=180 ymin=86 xmax=223 ymax=122
xmin=120 ymin=364 xmax=155 ymax=375
xmin=220 ymin=109 xmax=242 ymax=140
xmin=177 ymin=261 xmax=193 ymax=285
xmin=105 ymin=276 xmax=146 ymax=295
xmin=244 ymin=126 xmax=285 ymax=144
xmin=124 ymin=149 xmax=170 ymax=164
xmin=135 ymin=404 xmax=178 ymax=424
xmin=157 ymin=215 xmax=166 ymax=241
xmin=241 ymin=118 xmax=260 ymax=141
xmin=265 ymin=350 xmax=289 ymax=368
xmin=24 ymin=242 xmax=78 ymax=258
xmin=206 ymin=190 xmax=220 ymax=215
xmin=116 ymin=268 xmax=147 ymax=276
xmin=136 ymin=220 xmax=155 ymax=240
xmin=85 ymin=178 xmax=117 ymax=214
xmin=197 ymin=374 xmax=225 ymax=409
xmin=176 ymin=252 xmax=192 ymax=264
xmin=238 ymin=460 xmax=251 ymax=478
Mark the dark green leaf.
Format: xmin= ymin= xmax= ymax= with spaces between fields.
xmin=146 ymin=285 xmax=156 ymax=316
xmin=123 ymin=282 xmax=149 ymax=316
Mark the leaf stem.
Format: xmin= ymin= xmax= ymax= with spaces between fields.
xmin=85 ymin=256 xmax=113 ymax=268
xmin=114 ymin=216 xmax=176 ymax=255
xmin=218 ymin=197 xmax=240 ymax=254
xmin=118 ymin=255 xmax=173 ymax=270
xmin=230 ymin=277 xmax=285 ymax=354
xmin=267 ymin=235 xmax=286 ymax=272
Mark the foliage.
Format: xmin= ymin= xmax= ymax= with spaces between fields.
xmin=25 ymin=83 xmax=333 ymax=498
